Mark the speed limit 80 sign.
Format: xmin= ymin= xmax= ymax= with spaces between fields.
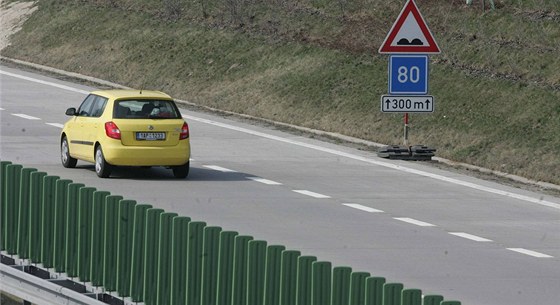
xmin=389 ymin=55 xmax=428 ymax=95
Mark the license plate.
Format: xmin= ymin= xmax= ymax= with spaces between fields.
xmin=136 ymin=132 xmax=166 ymax=141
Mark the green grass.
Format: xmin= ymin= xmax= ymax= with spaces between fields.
xmin=3 ymin=0 xmax=560 ymax=185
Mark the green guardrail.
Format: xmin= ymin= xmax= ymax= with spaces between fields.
xmin=0 ymin=161 xmax=461 ymax=305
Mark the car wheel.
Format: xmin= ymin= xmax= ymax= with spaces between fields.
xmin=95 ymin=146 xmax=112 ymax=178
xmin=172 ymin=162 xmax=189 ymax=179
xmin=61 ymin=136 xmax=77 ymax=168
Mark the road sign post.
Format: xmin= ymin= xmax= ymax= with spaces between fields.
xmin=378 ymin=0 xmax=439 ymax=157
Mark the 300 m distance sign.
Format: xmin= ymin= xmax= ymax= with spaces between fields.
xmin=381 ymin=95 xmax=434 ymax=113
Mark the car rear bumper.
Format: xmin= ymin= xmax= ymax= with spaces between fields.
xmin=102 ymin=140 xmax=190 ymax=166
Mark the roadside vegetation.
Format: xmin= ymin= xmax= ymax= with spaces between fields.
xmin=2 ymin=0 xmax=559 ymax=185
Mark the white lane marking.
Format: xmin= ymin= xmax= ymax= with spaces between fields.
xmin=293 ymin=190 xmax=331 ymax=199
xmin=0 ymin=70 xmax=89 ymax=94
xmin=507 ymin=248 xmax=553 ymax=258
xmin=12 ymin=113 xmax=41 ymax=120
xmin=343 ymin=203 xmax=384 ymax=213
xmin=394 ymin=217 xmax=436 ymax=227
xmin=247 ymin=177 xmax=282 ymax=185
xmin=4 ymin=70 xmax=558 ymax=210
xmin=46 ymin=123 xmax=64 ymax=128
xmin=203 ymin=165 xmax=237 ymax=173
xmin=181 ymin=115 xmax=560 ymax=211
xmin=449 ymin=232 xmax=493 ymax=242
xmin=0 ymin=107 xmax=5 ymax=110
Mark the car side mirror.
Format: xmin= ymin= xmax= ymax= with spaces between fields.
xmin=65 ymin=108 xmax=77 ymax=116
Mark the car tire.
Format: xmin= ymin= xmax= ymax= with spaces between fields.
xmin=95 ymin=146 xmax=112 ymax=178
xmin=61 ymin=136 xmax=77 ymax=168
xmin=172 ymin=162 xmax=189 ymax=179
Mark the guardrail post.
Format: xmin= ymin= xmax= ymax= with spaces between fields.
xmin=170 ymin=216 xmax=190 ymax=305
xmin=65 ymin=183 xmax=85 ymax=277
xmin=263 ymin=245 xmax=286 ymax=305
xmin=77 ymin=186 xmax=96 ymax=283
xmin=349 ymin=272 xmax=370 ymax=305
xmin=156 ymin=212 xmax=178 ymax=305
xmin=383 ymin=283 xmax=404 ymax=305
xmin=216 ymin=231 xmax=239 ymax=305
xmin=129 ymin=204 xmax=153 ymax=302
xmin=422 ymin=295 xmax=443 ymax=305
xmin=143 ymin=208 xmax=164 ymax=305
xmin=247 ymin=240 xmax=267 ymax=305
xmin=331 ymin=266 xmax=352 ymax=305
xmin=311 ymin=261 xmax=332 ymax=305
xmin=402 ymin=289 xmax=422 ymax=305
xmin=279 ymin=250 xmax=301 ymax=305
xmin=29 ymin=171 xmax=47 ymax=264
xmin=201 ymin=226 xmax=222 ymax=305
xmin=53 ymin=179 xmax=71 ymax=273
xmin=231 ymin=235 xmax=254 ymax=305
xmin=365 ymin=276 xmax=386 ymax=305
xmin=103 ymin=195 xmax=123 ymax=291
xmin=117 ymin=199 xmax=137 ymax=297
xmin=17 ymin=168 xmax=37 ymax=259
xmin=186 ymin=221 xmax=207 ymax=305
xmin=41 ymin=175 xmax=60 ymax=268
xmin=296 ymin=255 xmax=317 ymax=305
xmin=440 ymin=301 xmax=461 ymax=305
xmin=0 ymin=160 xmax=13 ymax=251
xmin=5 ymin=164 xmax=22 ymax=255
xmin=90 ymin=191 xmax=110 ymax=287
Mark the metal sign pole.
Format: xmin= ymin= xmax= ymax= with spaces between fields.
xmin=404 ymin=112 xmax=409 ymax=146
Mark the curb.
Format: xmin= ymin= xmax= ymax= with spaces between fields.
xmin=2 ymin=56 xmax=559 ymax=192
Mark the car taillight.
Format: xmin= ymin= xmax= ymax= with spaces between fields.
xmin=105 ymin=121 xmax=121 ymax=139
xmin=179 ymin=122 xmax=189 ymax=139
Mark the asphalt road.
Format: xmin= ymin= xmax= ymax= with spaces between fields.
xmin=1 ymin=65 xmax=559 ymax=305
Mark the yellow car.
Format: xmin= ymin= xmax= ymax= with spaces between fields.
xmin=60 ymin=90 xmax=190 ymax=178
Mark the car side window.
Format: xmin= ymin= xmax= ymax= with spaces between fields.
xmin=77 ymin=95 xmax=96 ymax=117
xmin=90 ymin=96 xmax=108 ymax=118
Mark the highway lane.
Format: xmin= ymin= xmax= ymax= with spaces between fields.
xmin=1 ymin=65 xmax=559 ymax=305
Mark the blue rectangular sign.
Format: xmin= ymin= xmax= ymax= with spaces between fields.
xmin=389 ymin=55 xmax=428 ymax=95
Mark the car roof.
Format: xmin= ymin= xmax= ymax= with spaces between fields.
xmin=90 ymin=89 xmax=173 ymax=100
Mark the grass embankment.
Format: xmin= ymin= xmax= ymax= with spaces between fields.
xmin=2 ymin=0 xmax=559 ymax=185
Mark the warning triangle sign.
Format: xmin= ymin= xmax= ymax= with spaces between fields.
xmin=379 ymin=0 xmax=440 ymax=54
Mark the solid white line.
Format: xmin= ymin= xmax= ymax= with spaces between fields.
xmin=293 ymin=190 xmax=331 ymax=199
xmin=394 ymin=217 xmax=436 ymax=227
xmin=449 ymin=232 xmax=493 ymax=242
xmin=203 ymin=165 xmax=237 ymax=173
xmin=4 ymin=70 xmax=558 ymax=211
xmin=181 ymin=115 xmax=560 ymax=211
xmin=0 ymin=70 xmax=89 ymax=94
xmin=507 ymin=248 xmax=553 ymax=258
xmin=0 ymin=107 xmax=5 ymax=110
xmin=11 ymin=113 xmax=40 ymax=120
xmin=46 ymin=123 xmax=64 ymax=128
xmin=246 ymin=177 xmax=282 ymax=185
xmin=343 ymin=203 xmax=384 ymax=213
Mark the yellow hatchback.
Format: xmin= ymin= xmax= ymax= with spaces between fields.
xmin=60 ymin=90 xmax=190 ymax=178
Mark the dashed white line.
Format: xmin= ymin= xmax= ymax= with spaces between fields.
xmin=11 ymin=113 xmax=41 ymax=120
xmin=247 ymin=177 xmax=282 ymax=185
xmin=0 ymin=107 xmax=5 ymax=110
xmin=394 ymin=217 xmax=436 ymax=227
xmin=293 ymin=190 xmax=331 ymax=199
xmin=203 ymin=165 xmax=237 ymax=172
xmin=507 ymin=248 xmax=553 ymax=258
xmin=449 ymin=232 xmax=493 ymax=242
xmin=343 ymin=203 xmax=384 ymax=213
xmin=46 ymin=123 xmax=64 ymax=128
xmin=182 ymin=114 xmax=560 ymax=211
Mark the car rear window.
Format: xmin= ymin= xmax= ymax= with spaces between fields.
xmin=113 ymin=99 xmax=181 ymax=119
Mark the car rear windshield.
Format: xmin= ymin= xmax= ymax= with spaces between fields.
xmin=113 ymin=99 xmax=181 ymax=119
